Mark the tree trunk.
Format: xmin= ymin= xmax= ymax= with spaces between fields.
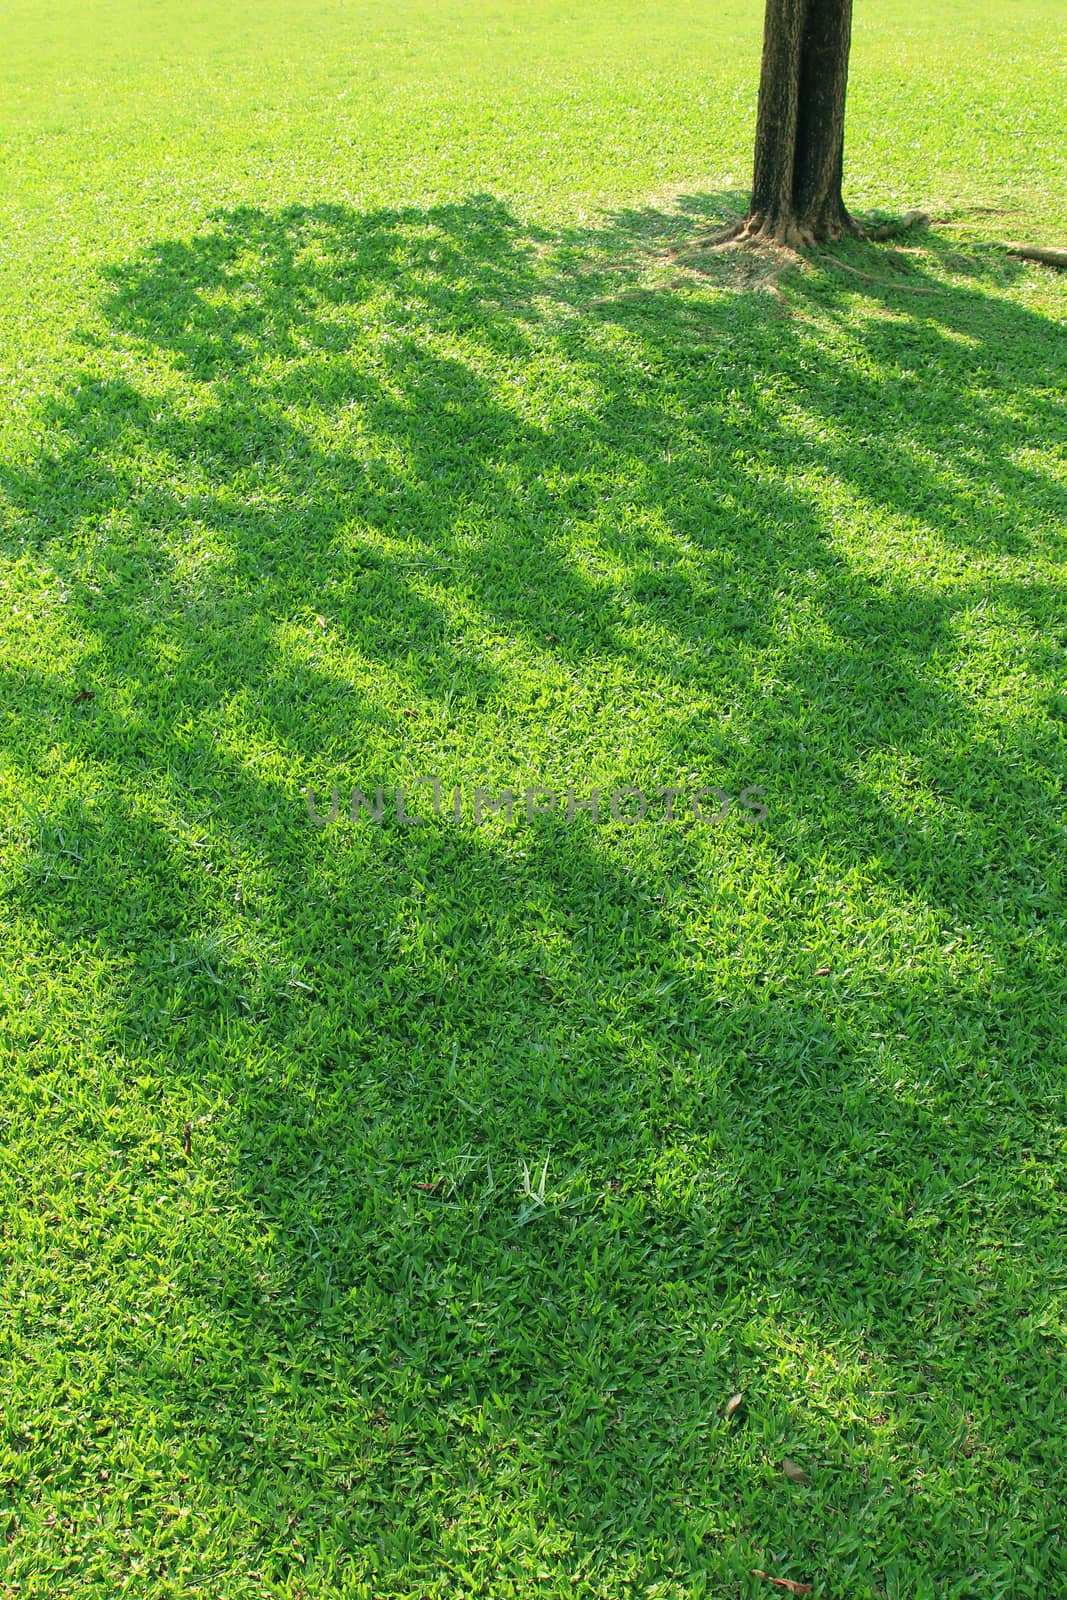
xmin=743 ymin=0 xmax=857 ymax=247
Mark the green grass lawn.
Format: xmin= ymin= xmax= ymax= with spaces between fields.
xmin=1 ymin=1 xmax=1066 ymax=1595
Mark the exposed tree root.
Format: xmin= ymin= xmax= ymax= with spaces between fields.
xmin=661 ymin=204 xmax=1067 ymax=300
xmin=717 ymin=209 xmax=857 ymax=251
xmin=665 ymin=219 xmax=749 ymax=258
xmin=1006 ymin=243 xmax=1067 ymax=270
xmin=670 ymin=202 xmax=874 ymax=262
xmin=949 ymin=203 xmax=1022 ymax=217
xmin=864 ymin=209 xmax=930 ymax=240
xmin=815 ymin=255 xmax=945 ymax=293
xmin=738 ymin=214 xmax=817 ymax=251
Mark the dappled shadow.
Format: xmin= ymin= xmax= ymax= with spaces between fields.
xmin=2 ymin=192 xmax=1066 ymax=1590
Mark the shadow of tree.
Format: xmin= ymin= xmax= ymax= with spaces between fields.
xmin=1 ymin=192 xmax=1065 ymax=1594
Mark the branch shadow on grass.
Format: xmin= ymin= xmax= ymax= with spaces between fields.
xmin=1 ymin=192 xmax=1065 ymax=1591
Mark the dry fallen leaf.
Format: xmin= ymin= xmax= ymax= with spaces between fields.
xmin=315 ymin=614 xmax=327 ymax=630
xmin=814 ymin=965 xmax=831 ymax=977
xmin=72 ymin=688 xmax=96 ymax=705
xmin=751 ymin=1573 xmax=812 ymax=1596
xmin=724 ymin=1392 xmax=745 ymax=1420
xmin=782 ymin=1458 xmax=809 ymax=1485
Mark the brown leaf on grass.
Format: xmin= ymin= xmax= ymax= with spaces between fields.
xmin=182 ymin=1122 xmax=192 ymax=1157
xmin=782 ymin=1458 xmax=809 ymax=1484
xmin=72 ymin=688 xmax=96 ymax=705
xmin=314 ymin=614 xmax=327 ymax=630
xmin=814 ymin=965 xmax=831 ymax=977
xmin=751 ymin=1573 xmax=812 ymax=1595
xmin=723 ymin=1392 xmax=745 ymax=1420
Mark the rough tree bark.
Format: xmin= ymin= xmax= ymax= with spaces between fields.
xmin=736 ymin=0 xmax=858 ymax=247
